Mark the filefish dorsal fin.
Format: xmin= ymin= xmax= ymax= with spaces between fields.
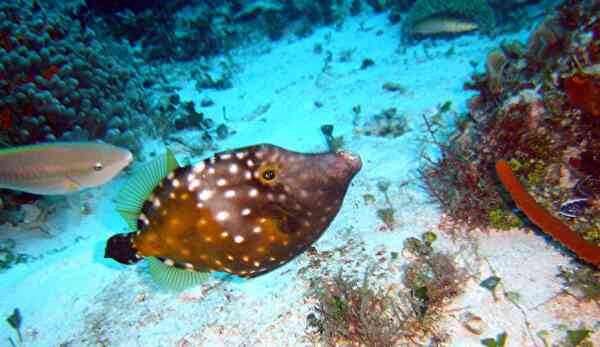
xmin=116 ymin=149 xmax=179 ymax=230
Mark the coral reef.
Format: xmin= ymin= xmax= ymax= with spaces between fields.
xmin=0 ymin=0 xmax=156 ymax=151
xmin=402 ymin=0 xmax=495 ymax=38
xmin=420 ymin=0 xmax=600 ymax=248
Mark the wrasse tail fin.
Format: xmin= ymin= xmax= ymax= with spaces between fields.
xmin=104 ymin=232 xmax=142 ymax=265
xmin=115 ymin=149 xmax=179 ymax=230
xmin=147 ymin=257 xmax=210 ymax=291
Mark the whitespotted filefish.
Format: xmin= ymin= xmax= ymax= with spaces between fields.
xmin=104 ymin=144 xmax=361 ymax=290
xmin=0 ymin=142 xmax=132 ymax=195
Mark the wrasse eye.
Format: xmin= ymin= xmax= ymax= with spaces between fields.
xmin=94 ymin=162 xmax=104 ymax=171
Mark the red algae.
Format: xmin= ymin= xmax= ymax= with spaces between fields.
xmin=563 ymin=72 xmax=600 ymax=117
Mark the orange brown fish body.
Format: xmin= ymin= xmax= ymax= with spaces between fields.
xmin=105 ymin=144 xmax=361 ymax=283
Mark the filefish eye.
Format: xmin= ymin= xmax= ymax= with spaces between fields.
xmin=93 ymin=162 xmax=104 ymax=171
xmin=262 ymin=169 xmax=276 ymax=181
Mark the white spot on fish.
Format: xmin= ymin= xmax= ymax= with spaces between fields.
xmin=164 ymin=258 xmax=175 ymax=266
xmin=253 ymin=261 xmax=261 ymax=268
xmin=220 ymin=153 xmax=232 ymax=160
xmin=217 ymin=178 xmax=227 ymax=186
xmin=253 ymin=226 xmax=262 ymax=233
xmin=188 ymin=179 xmax=200 ymax=191
xmin=193 ymin=162 xmax=205 ymax=173
xmin=172 ymin=179 xmax=180 ymax=188
xmin=167 ymin=172 xmax=175 ymax=180
xmin=234 ymin=235 xmax=245 ymax=243
xmin=216 ymin=211 xmax=229 ymax=221
xmin=208 ymin=167 xmax=216 ymax=175
xmin=242 ymin=255 xmax=250 ymax=262
xmin=229 ymin=164 xmax=238 ymax=174
xmin=278 ymin=194 xmax=286 ymax=201
xmin=244 ymin=171 xmax=252 ymax=180
xmin=139 ymin=213 xmax=149 ymax=225
xmin=220 ymin=231 xmax=229 ymax=238
xmin=198 ymin=189 xmax=213 ymax=201
xmin=236 ymin=152 xmax=246 ymax=159
xmin=249 ymin=188 xmax=258 ymax=197
xmin=241 ymin=208 xmax=251 ymax=216
xmin=224 ymin=190 xmax=236 ymax=198
xmin=152 ymin=197 xmax=161 ymax=208
xmin=196 ymin=202 xmax=204 ymax=209
xmin=227 ymin=255 xmax=235 ymax=261
xmin=246 ymin=159 xmax=255 ymax=167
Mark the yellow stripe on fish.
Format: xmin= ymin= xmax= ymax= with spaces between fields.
xmin=0 ymin=142 xmax=132 ymax=195
xmin=105 ymin=144 xmax=362 ymax=290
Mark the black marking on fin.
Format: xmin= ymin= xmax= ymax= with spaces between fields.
xmin=104 ymin=232 xmax=141 ymax=265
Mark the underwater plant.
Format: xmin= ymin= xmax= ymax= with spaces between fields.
xmin=558 ymin=265 xmax=600 ymax=302
xmin=6 ymin=308 xmax=22 ymax=347
xmin=308 ymin=263 xmax=461 ymax=346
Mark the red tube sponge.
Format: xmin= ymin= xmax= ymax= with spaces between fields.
xmin=495 ymin=160 xmax=600 ymax=267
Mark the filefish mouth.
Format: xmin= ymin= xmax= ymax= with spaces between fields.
xmin=337 ymin=150 xmax=362 ymax=176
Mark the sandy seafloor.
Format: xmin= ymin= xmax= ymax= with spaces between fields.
xmin=1 ymin=8 xmax=599 ymax=347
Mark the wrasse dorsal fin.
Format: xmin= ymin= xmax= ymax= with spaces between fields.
xmin=116 ymin=149 xmax=179 ymax=230
xmin=147 ymin=257 xmax=210 ymax=291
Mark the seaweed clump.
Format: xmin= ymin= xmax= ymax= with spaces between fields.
xmin=307 ymin=251 xmax=468 ymax=346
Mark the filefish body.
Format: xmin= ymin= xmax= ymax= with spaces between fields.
xmin=0 ymin=142 xmax=133 ymax=195
xmin=106 ymin=144 xmax=362 ymax=278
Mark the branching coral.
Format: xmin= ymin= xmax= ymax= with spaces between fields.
xmin=495 ymin=160 xmax=600 ymax=267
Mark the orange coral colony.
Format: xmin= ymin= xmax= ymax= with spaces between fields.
xmin=495 ymin=160 xmax=600 ymax=267
xmin=563 ymin=71 xmax=600 ymax=117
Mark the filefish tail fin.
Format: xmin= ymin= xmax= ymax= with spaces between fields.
xmin=115 ymin=149 xmax=179 ymax=230
xmin=104 ymin=232 xmax=142 ymax=265
xmin=147 ymin=257 xmax=211 ymax=291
